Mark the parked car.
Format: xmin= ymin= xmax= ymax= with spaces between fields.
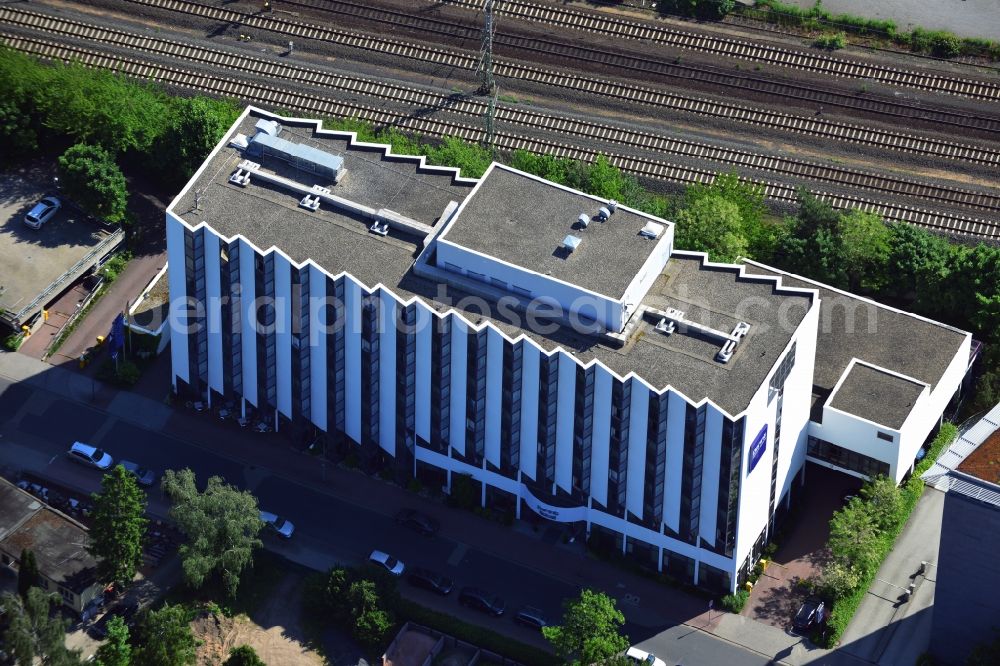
xmin=394 ymin=508 xmax=439 ymax=536
xmin=88 ymin=600 xmax=139 ymax=639
xmin=458 ymin=587 xmax=505 ymax=616
xmin=23 ymin=196 xmax=60 ymax=229
xmin=68 ymin=442 xmax=113 ymax=470
xmin=514 ymin=605 xmax=548 ymax=630
xmin=625 ymin=647 xmax=667 ymax=666
xmin=792 ymin=596 xmax=826 ymax=634
xmin=119 ymin=461 xmax=156 ymax=487
xmin=406 ymin=567 xmax=453 ymax=595
xmin=259 ymin=511 xmax=295 ymax=538
xmin=369 ymin=550 xmax=405 ymax=576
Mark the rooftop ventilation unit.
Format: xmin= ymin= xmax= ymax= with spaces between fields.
xmin=247 ymin=132 xmax=344 ymax=181
xmin=597 ymin=206 xmax=612 ymax=222
xmin=664 ymin=307 xmax=686 ymax=320
xmin=731 ymin=321 xmax=751 ymax=340
xmin=608 ymin=200 xmax=618 ymax=213
xmin=255 ymin=118 xmax=281 ymax=137
xmin=299 ymin=194 xmax=321 ymax=211
xmin=562 ymin=235 xmax=582 ymax=252
xmin=369 ymin=221 xmax=390 ymax=236
xmin=229 ymin=133 xmax=249 ymax=150
xmin=228 ymin=168 xmax=251 ymax=187
xmin=640 ymin=221 xmax=665 ymax=239
xmin=654 ymin=317 xmax=677 ymax=335
xmin=578 ymin=213 xmax=590 ymax=228
xmin=716 ymin=340 xmax=736 ymax=364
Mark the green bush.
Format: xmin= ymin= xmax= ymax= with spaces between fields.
xmin=930 ymin=33 xmax=961 ymax=58
xmin=721 ymin=589 xmax=750 ymax=613
xmin=742 ymin=1 xmax=999 ymax=61
xmin=101 ymin=252 xmax=133 ymax=283
xmin=3 ymin=332 xmax=24 ymax=351
xmin=818 ymin=423 xmax=957 ymax=647
xmin=814 ymin=32 xmax=847 ymax=50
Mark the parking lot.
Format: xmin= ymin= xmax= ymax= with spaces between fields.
xmin=0 ymin=171 xmax=121 ymax=330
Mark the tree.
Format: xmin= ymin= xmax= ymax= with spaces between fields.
xmin=94 ymin=615 xmax=131 ymax=666
xmin=1 ymin=588 xmax=82 ymax=666
xmin=542 ymin=589 xmax=629 ymax=666
xmin=131 ymin=603 xmax=197 ymax=666
xmin=817 ymin=560 xmax=863 ymax=601
xmin=58 ymin=143 xmax=129 ymax=224
xmin=322 ymin=566 xmax=398 ymax=647
xmin=859 ymin=475 xmax=904 ymax=531
xmin=17 ymin=549 xmax=39 ymax=599
xmin=159 ymin=96 xmax=240 ymax=188
xmin=0 ymin=101 xmax=37 ymax=161
xmin=884 ymin=222 xmax=952 ymax=308
xmin=773 ymin=191 xmax=849 ymax=289
xmin=89 ymin=465 xmax=148 ymax=589
xmin=425 ymin=135 xmax=493 ymax=179
xmin=674 ymin=193 xmax=748 ymax=262
xmin=224 ymin=645 xmax=266 ymax=666
xmin=348 ymin=579 xmax=392 ymax=647
xmin=839 ymin=209 xmax=891 ymax=292
xmin=828 ymin=502 xmax=881 ymax=575
xmin=584 ymin=154 xmax=629 ymax=201
xmin=39 ymin=62 xmax=170 ymax=155
xmin=161 ymin=468 xmax=262 ymax=597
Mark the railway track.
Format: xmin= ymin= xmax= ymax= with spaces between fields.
xmin=6 ymin=7 xmax=1000 ymax=214
xmin=114 ymin=0 xmax=1000 ymax=155
xmin=258 ymin=0 xmax=1000 ymax=134
xmin=3 ymin=30 xmax=996 ymax=238
xmin=437 ymin=0 xmax=1000 ymax=102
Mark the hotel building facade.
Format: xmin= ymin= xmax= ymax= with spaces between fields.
xmin=166 ymin=108 xmax=970 ymax=593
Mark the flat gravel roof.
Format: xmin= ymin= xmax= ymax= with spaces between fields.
xmin=171 ymin=111 xmax=474 ymax=285
xmin=441 ymin=165 xmax=665 ymax=299
xmin=829 ymin=363 xmax=926 ymax=429
xmin=171 ymin=111 xmax=814 ymax=417
xmin=743 ymin=261 xmax=969 ymax=394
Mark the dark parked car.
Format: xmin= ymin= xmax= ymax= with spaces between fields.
xmin=514 ymin=605 xmax=548 ymax=630
xmin=407 ymin=567 xmax=453 ymax=595
xmin=792 ymin=597 xmax=826 ymax=634
xmin=88 ymin=600 xmax=139 ymax=639
xmin=395 ymin=508 xmax=439 ymax=536
xmin=458 ymin=587 xmax=505 ymax=616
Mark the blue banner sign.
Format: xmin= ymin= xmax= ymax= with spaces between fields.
xmin=748 ymin=424 xmax=768 ymax=475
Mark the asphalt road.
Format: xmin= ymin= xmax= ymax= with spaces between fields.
xmin=0 ymin=373 xmax=774 ymax=665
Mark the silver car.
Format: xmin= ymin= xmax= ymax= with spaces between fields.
xmin=259 ymin=511 xmax=295 ymax=538
xmin=68 ymin=442 xmax=113 ymax=470
xmin=369 ymin=550 xmax=405 ymax=576
xmin=119 ymin=461 xmax=157 ymax=487
xmin=24 ymin=196 xmax=61 ymax=229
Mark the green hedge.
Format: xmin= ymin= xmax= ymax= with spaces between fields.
xmin=741 ymin=1 xmax=1000 ymax=61
xmin=397 ymin=599 xmax=554 ymax=666
xmin=820 ymin=423 xmax=958 ymax=646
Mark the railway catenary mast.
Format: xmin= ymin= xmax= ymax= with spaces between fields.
xmin=477 ymin=0 xmax=499 ymax=152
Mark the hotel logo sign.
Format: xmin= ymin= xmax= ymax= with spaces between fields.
xmin=748 ymin=424 xmax=768 ymax=475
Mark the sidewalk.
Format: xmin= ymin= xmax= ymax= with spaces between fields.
xmin=40 ymin=251 xmax=167 ymax=367
xmin=0 ymin=350 xmax=858 ymax=665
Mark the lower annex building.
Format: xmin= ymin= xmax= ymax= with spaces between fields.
xmin=165 ymin=108 xmax=970 ymax=593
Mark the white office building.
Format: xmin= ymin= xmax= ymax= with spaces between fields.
xmin=166 ymin=108 xmax=970 ymax=593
